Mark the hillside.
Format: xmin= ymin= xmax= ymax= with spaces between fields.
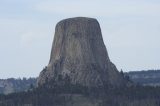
xmin=0 ymin=70 xmax=160 ymax=94
xmin=125 ymin=70 xmax=160 ymax=86
xmin=0 ymin=78 xmax=160 ymax=106
xmin=0 ymin=78 xmax=36 ymax=94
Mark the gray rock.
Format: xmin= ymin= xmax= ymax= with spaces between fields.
xmin=38 ymin=17 xmax=125 ymax=87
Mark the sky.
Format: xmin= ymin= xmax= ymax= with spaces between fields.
xmin=0 ymin=0 xmax=160 ymax=78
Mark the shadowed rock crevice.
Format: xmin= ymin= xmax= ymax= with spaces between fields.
xmin=38 ymin=17 xmax=126 ymax=88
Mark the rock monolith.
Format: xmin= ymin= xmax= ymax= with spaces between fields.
xmin=38 ymin=17 xmax=125 ymax=87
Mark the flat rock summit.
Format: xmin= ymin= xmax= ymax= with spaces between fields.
xmin=38 ymin=17 xmax=125 ymax=87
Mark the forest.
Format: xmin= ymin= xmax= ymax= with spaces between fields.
xmin=0 ymin=74 xmax=160 ymax=106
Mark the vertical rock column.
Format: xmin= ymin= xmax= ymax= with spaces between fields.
xmin=38 ymin=17 xmax=125 ymax=87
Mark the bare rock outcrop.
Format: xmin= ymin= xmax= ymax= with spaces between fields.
xmin=38 ymin=17 xmax=125 ymax=87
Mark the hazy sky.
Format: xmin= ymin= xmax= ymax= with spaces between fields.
xmin=0 ymin=0 xmax=160 ymax=78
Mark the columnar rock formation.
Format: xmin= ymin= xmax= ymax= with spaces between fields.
xmin=38 ymin=17 xmax=125 ymax=87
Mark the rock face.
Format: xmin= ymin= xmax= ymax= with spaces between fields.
xmin=38 ymin=17 xmax=125 ymax=87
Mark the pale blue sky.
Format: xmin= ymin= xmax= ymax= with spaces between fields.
xmin=0 ymin=0 xmax=160 ymax=78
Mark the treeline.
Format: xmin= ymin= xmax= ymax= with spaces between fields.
xmin=125 ymin=69 xmax=160 ymax=86
xmin=0 ymin=77 xmax=36 ymax=94
xmin=0 ymin=75 xmax=160 ymax=106
xmin=1 ymin=69 xmax=160 ymax=95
